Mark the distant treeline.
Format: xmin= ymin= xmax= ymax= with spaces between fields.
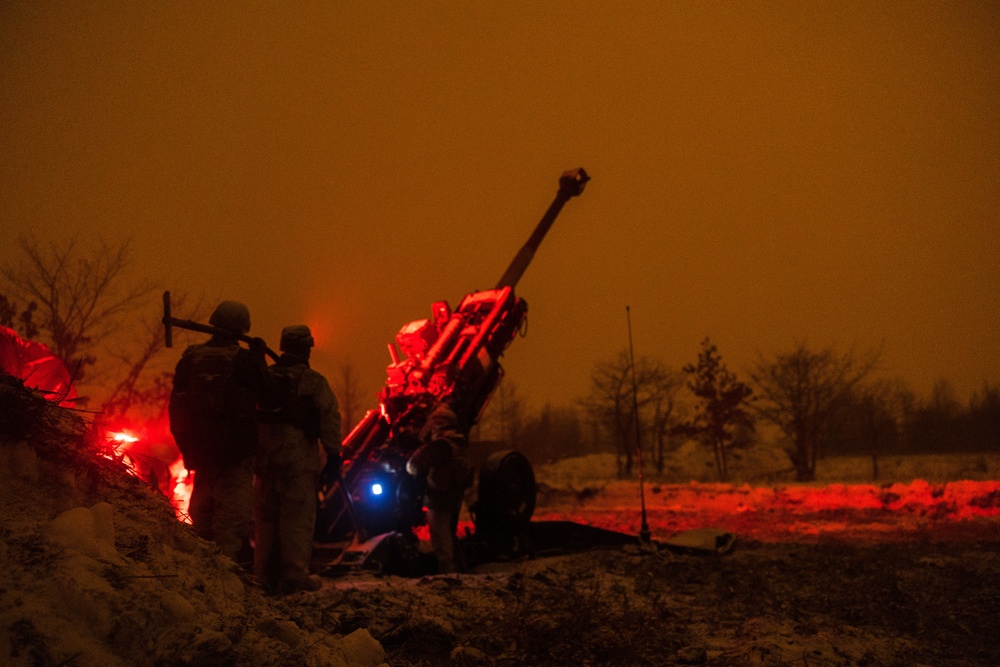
xmin=484 ymin=378 xmax=1000 ymax=464
xmin=827 ymin=380 xmax=1000 ymax=457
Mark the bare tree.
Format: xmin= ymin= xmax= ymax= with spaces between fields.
xmin=580 ymin=350 xmax=682 ymax=478
xmin=473 ymin=379 xmax=527 ymax=447
xmin=928 ymin=378 xmax=962 ymax=421
xmin=0 ymin=293 xmax=39 ymax=339
xmin=332 ymin=363 xmax=371 ymax=439
xmin=855 ymin=378 xmax=913 ymax=480
xmin=518 ymin=402 xmax=583 ymax=463
xmin=905 ymin=377 xmax=969 ymax=453
xmin=1 ymin=233 xmax=210 ymax=421
xmin=678 ymin=338 xmax=754 ymax=482
xmin=751 ymin=342 xmax=879 ymax=481
xmin=101 ymin=292 xmax=206 ymax=420
xmin=646 ymin=365 xmax=684 ymax=474
xmin=2 ymin=234 xmax=155 ymax=386
xmin=580 ymin=351 xmax=633 ymax=476
xmin=967 ymin=382 xmax=1000 ymax=452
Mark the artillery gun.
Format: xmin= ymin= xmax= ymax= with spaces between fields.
xmin=315 ymin=169 xmax=590 ymax=572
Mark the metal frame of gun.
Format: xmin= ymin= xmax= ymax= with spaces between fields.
xmin=316 ymin=168 xmax=589 ymax=545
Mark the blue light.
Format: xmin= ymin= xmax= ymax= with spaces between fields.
xmin=371 ymin=483 xmax=383 ymax=496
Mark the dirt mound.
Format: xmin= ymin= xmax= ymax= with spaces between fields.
xmin=0 ymin=375 xmax=386 ymax=667
xmin=5 ymin=375 xmax=999 ymax=666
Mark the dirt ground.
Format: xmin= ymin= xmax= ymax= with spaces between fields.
xmin=294 ymin=483 xmax=1000 ymax=667
xmin=3 ymin=382 xmax=999 ymax=666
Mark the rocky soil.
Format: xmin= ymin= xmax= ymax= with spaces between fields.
xmin=2 ymin=377 xmax=999 ymax=666
xmin=0 ymin=377 xmax=384 ymax=667
xmin=300 ymin=489 xmax=1000 ymax=667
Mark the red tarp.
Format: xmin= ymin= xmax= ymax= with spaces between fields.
xmin=0 ymin=325 xmax=77 ymax=407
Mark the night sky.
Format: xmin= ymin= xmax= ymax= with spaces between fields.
xmin=2 ymin=2 xmax=998 ymax=411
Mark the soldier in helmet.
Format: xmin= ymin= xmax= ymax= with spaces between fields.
xmin=168 ymin=300 xmax=269 ymax=563
xmin=255 ymin=325 xmax=341 ymax=594
xmin=406 ymin=399 xmax=474 ymax=573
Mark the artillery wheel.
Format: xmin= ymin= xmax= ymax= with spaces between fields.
xmin=475 ymin=450 xmax=538 ymax=536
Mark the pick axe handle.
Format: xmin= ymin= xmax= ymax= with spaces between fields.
xmin=162 ymin=291 xmax=279 ymax=361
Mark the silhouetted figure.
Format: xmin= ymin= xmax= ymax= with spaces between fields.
xmin=255 ymin=325 xmax=341 ymax=594
xmin=406 ymin=400 xmax=474 ymax=573
xmin=168 ymin=301 xmax=268 ymax=563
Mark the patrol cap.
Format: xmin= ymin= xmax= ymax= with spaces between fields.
xmin=209 ymin=301 xmax=251 ymax=334
xmin=280 ymin=325 xmax=315 ymax=351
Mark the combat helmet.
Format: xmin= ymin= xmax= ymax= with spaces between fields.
xmin=209 ymin=301 xmax=251 ymax=334
xmin=280 ymin=325 xmax=315 ymax=351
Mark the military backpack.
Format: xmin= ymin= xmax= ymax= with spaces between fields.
xmin=259 ymin=364 xmax=321 ymax=440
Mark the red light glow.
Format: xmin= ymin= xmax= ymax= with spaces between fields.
xmin=98 ymin=422 xmax=192 ymax=523
xmin=169 ymin=461 xmax=193 ymax=524
xmin=533 ymin=480 xmax=1000 ymax=544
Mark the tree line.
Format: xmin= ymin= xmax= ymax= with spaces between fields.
xmin=3 ymin=235 xmax=997 ymax=483
xmin=1 ymin=234 xmax=177 ymax=420
xmin=475 ymin=338 xmax=999 ymax=482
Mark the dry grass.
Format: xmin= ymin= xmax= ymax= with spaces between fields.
xmin=305 ymin=538 xmax=1000 ymax=667
xmin=534 ymin=446 xmax=1000 ymax=490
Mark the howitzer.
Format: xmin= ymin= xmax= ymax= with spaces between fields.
xmin=316 ymin=169 xmax=589 ymax=564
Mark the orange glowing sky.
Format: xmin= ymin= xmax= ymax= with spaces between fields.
xmin=2 ymin=2 xmax=998 ymax=411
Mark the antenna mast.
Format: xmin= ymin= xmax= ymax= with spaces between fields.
xmin=626 ymin=305 xmax=652 ymax=544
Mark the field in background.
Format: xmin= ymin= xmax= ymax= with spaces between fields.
xmin=534 ymin=444 xmax=1000 ymax=489
xmin=526 ymin=445 xmax=1000 ymax=544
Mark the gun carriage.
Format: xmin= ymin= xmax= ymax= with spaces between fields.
xmin=164 ymin=168 xmax=734 ymax=571
xmin=315 ymin=169 xmax=590 ymax=570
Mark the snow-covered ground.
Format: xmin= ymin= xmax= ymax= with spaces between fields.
xmin=3 ymin=383 xmax=998 ymax=666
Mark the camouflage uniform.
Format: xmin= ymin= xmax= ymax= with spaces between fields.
xmin=168 ymin=301 xmax=268 ymax=562
xmin=407 ymin=402 xmax=474 ymax=573
xmin=255 ymin=325 xmax=341 ymax=593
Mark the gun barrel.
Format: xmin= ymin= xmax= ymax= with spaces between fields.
xmin=494 ymin=168 xmax=589 ymax=290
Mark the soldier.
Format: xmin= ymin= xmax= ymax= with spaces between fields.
xmin=255 ymin=325 xmax=341 ymax=594
xmin=406 ymin=400 xmax=474 ymax=573
xmin=168 ymin=300 xmax=269 ymax=563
